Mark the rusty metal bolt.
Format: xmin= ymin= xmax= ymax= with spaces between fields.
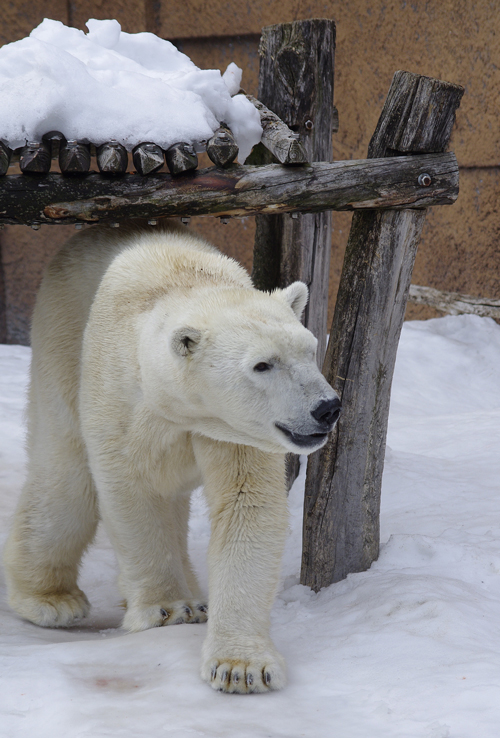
xmin=418 ymin=173 xmax=432 ymax=187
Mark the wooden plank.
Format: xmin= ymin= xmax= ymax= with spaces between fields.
xmin=409 ymin=284 xmax=500 ymax=319
xmin=301 ymin=71 xmax=464 ymax=591
xmin=0 ymin=152 xmax=458 ymax=226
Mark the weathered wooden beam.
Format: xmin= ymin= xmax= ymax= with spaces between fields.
xmin=206 ymin=126 xmax=239 ymax=168
xmin=409 ymin=284 xmax=500 ymax=319
xmin=301 ymin=71 xmax=464 ymax=592
xmin=165 ymin=141 xmax=198 ymax=175
xmin=246 ymin=94 xmax=307 ymax=165
xmin=0 ymin=153 xmax=458 ymax=226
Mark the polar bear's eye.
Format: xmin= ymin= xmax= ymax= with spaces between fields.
xmin=253 ymin=362 xmax=272 ymax=372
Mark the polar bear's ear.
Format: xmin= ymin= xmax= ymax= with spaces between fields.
xmin=279 ymin=281 xmax=309 ymax=319
xmin=171 ymin=327 xmax=202 ymax=357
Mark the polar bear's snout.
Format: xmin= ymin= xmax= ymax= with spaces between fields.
xmin=311 ymin=396 xmax=342 ymax=428
xmin=274 ymin=391 xmax=341 ymax=451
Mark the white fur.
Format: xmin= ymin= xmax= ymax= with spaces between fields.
xmin=3 ymin=220 xmax=339 ymax=694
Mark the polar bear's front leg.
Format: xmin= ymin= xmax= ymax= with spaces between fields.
xmin=193 ymin=437 xmax=288 ymax=693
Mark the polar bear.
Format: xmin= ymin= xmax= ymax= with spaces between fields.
xmin=3 ymin=220 xmax=340 ymax=693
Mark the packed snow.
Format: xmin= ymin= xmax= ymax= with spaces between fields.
xmin=1 ymin=313 xmax=499 ymax=737
xmin=0 ymin=19 xmax=262 ymax=162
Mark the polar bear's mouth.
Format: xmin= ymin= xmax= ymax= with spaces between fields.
xmin=275 ymin=423 xmax=329 ymax=449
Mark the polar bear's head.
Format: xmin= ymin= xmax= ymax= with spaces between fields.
xmin=143 ymin=282 xmax=341 ymax=455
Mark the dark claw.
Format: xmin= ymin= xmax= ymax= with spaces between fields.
xmin=221 ymin=670 xmax=229 ymax=683
xmin=198 ymin=604 xmax=208 ymax=613
xmin=246 ymin=673 xmax=254 ymax=687
xmin=264 ymin=671 xmax=271 ymax=685
xmin=211 ymin=666 xmax=217 ymax=681
xmin=233 ymin=673 xmax=240 ymax=683
xmin=160 ymin=608 xmax=169 ymax=620
xmin=184 ymin=605 xmax=193 ymax=617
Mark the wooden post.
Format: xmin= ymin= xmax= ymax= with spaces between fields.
xmin=252 ymin=18 xmax=336 ymax=487
xmin=252 ymin=18 xmax=336 ymax=369
xmin=301 ymin=71 xmax=464 ymax=591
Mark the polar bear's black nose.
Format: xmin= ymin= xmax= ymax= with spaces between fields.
xmin=311 ymin=397 xmax=342 ymax=426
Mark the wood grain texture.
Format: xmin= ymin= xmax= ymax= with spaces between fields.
xmin=253 ymin=18 xmax=336 ymax=371
xmin=302 ymin=209 xmax=426 ymax=588
xmin=409 ymin=284 xmax=500 ymax=319
xmin=301 ymin=71 xmax=464 ymax=590
xmin=245 ymin=94 xmax=307 ymax=164
xmin=251 ymin=19 xmax=336 ymax=489
xmin=0 ymin=153 xmax=458 ymax=226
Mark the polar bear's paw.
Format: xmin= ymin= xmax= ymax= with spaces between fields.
xmin=10 ymin=589 xmax=90 ymax=628
xmin=123 ymin=600 xmax=208 ymax=632
xmin=201 ymin=650 xmax=287 ymax=694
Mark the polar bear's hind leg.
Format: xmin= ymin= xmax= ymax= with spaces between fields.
xmin=3 ymin=436 xmax=98 ymax=628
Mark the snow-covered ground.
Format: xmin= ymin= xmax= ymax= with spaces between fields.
xmin=1 ymin=313 xmax=499 ymax=737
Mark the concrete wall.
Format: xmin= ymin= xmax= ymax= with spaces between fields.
xmin=1 ymin=1 xmax=498 ymax=343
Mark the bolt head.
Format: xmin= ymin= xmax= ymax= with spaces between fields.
xmin=418 ymin=173 xmax=432 ymax=187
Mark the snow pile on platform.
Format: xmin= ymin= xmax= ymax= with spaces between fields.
xmin=0 ymin=18 xmax=262 ymax=162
